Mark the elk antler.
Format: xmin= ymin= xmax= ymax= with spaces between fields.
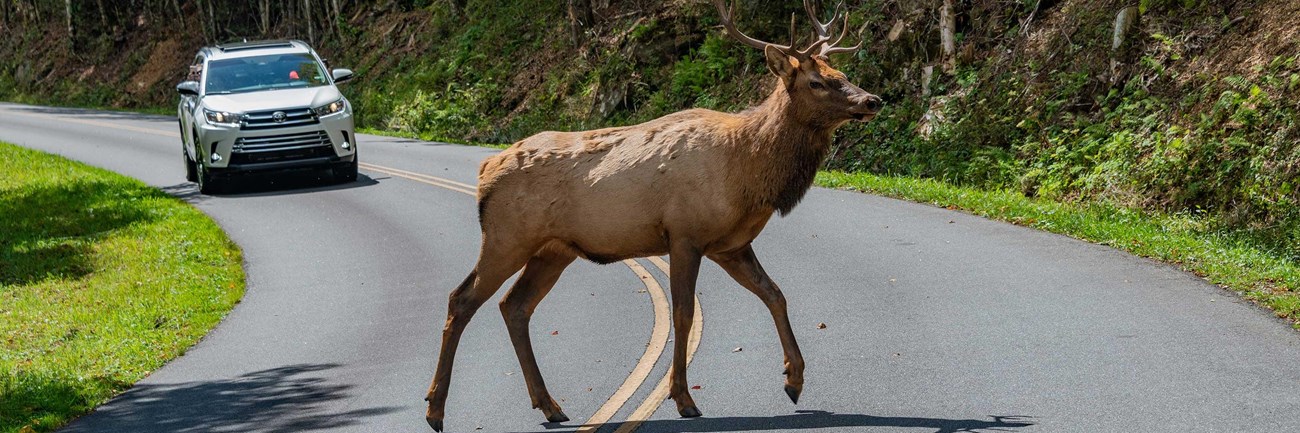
xmin=713 ymin=0 xmax=864 ymax=59
xmin=712 ymin=0 xmax=795 ymax=54
xmin=802 ymin=0 xmax=864 ymax=57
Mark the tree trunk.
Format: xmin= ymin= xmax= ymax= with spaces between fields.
xmin=260 ymin=0 xmax=270 ymax=36
xmin=939 ymin=0 xmax=956 ymax=74
xmin=330 ymin=0 xmax=341 ymax=37
xmin=95 ymin=0 xmax=106 ymax=30
xmin=304 ymin=0 xmax=313 ymax=43
xmin=286 ymin=0 xmax=295 ymax=38
xmin=64 ymin=0 xmax=72 ymax=37
xmin=207 ymin=0 xmax=216 ymax=41
xmin=567 ymin=0 xmax=592 ymax=45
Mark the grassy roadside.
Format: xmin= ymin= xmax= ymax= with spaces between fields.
xmin=817 ymin=171 xmax=1300 ymax=328
xmin=0 ymin=143 xmax=245 ymax=433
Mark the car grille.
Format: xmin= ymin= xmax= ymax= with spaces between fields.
xmin=240 ymin=108 xmax=318 ymax=130
xmin=230 ymin=131 xmax=334 ymax=165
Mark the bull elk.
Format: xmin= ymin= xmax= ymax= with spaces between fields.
xmin=425 ymin=0 xmax=882 ymax=430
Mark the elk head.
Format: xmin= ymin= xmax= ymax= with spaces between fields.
xmin=714 ymin=0 xmax=883 ymax=126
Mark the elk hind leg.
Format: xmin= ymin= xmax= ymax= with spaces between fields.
xmin=499 ymin=246 xmax=576 ymax=423
xmin=710 ymin=244 xmax=805 ymax=404
xmin=668 ymin=244 xmax=703 ymax=417
xmin=425 ymin=243 xmax=534 ymax=432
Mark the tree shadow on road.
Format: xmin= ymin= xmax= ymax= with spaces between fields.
xmin=58 ymin=364 xmax=401 ymax=433
xmin=535 ymin=410 xmax=1034 ymax=433
xmin=0 ymin=179 xmax=159 ymax=286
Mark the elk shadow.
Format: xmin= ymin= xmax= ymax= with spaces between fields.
xmin=57 ymin=364 xmax=400 ymax=433
xmin=542 ymin=410 xmax=1034 ymax=433
xmin=1 ymin=179 xmax=159 ymax=285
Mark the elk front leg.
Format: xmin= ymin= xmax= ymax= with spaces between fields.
xmin=499 ymin=250 xmax=576 ymax=423
xmin=668 ymin=244 xmax=703 ymax=417
xmin=426 ymin=248 xmax=531 ymax=432
xmin=710 ymin=244 xmax=805 ymax=404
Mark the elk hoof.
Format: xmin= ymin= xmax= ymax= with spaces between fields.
xmin=426 ymin=417 xmax=443 ymax=432
xmin=678 ymin=405 xmax=702 ymax=418
xmin=545 ymin=411 xmax=570 ymax=423
xmin=785 ymin=384 xmax=801 ymax=404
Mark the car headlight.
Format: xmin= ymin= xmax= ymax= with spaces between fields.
xmin=203 ymin=109 xmax=242 ymax=126
xmin=313 ymin=99 xmax=346 ymax=117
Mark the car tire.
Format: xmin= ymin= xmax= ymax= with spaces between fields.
xmin=333 ymin=158 xmax=358 ymax=184
xmin=184 ymin=150 xmax=198 ymax=182
xmin=196 ymin=160 xmax=225 ymax=195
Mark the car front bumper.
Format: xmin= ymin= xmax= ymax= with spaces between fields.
xmin=197 ymin=109 xmax=355 ymax=172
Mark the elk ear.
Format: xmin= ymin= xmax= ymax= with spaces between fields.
xmin=763 ymin=45 xmax=798 ymax=83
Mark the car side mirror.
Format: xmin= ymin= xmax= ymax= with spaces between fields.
xmin=331 ymin=68 xmax=354 ymax=84
xmin=176 ymin=81 xmax=200 ymax=96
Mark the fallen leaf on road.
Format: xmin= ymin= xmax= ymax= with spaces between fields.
xmin=551 ymin=331 xmax=559 ymax=335
xmin=733 ymin=347 xmax=743 ymax=352
xmin=817 ymin=323 xmax=827 ymax=329
xmin=691 ymin=385 xmax=701 ymax=390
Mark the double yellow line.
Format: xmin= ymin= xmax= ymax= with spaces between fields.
xmin=3 ymin=106 xmax=705 ymax=432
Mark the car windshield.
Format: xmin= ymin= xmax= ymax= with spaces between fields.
xmin=205 ymin=53 xmax=328 ymax=94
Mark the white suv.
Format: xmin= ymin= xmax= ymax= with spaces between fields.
xmin=176 ymin=40 xmax=356 ymax=194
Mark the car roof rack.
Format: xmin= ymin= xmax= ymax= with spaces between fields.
xmin=215 ymin=39 xmax=298 ymax=52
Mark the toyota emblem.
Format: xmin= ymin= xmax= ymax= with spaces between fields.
xmin=272 ymin=111 xmax=287 ymax=123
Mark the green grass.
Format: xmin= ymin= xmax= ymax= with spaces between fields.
xmin=0 ymin=143 xmax=245 ymax=433
xmin=817 ymin=171 xmax=1300 ymax=327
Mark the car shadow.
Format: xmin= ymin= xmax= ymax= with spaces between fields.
xmin=57 ymin=364 xmax=401 ymax=433
xmin=527 ymin=410 xmax=1035 ymax=433
xmin=160 ymin=171 xmax=379 ymax=202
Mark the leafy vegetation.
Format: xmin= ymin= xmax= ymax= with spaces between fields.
xmin=0 ymin=143 xmax=244 ymax=433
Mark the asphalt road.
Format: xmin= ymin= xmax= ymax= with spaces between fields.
xmin=3 ymin=101 xmax=1299 ymax=433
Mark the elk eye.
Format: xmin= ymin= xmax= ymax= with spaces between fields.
xmin=809 ymin=81 xmax=826 ymax=90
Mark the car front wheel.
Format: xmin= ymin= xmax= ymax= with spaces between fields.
xmin=196 ymin=160 xmax=225 ymax=195
xmin=184 ymin=149 xmax=198 ymax=182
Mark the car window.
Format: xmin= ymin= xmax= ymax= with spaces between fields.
xmin=205 ymin=53 xmax=329 ymax=95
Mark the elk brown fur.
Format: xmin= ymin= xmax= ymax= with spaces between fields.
xmin=424 ymin=1 xmax=883 ymax=431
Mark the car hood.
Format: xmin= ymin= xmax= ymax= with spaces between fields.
xmin=202 ymin=86 xmax=341 ymax=113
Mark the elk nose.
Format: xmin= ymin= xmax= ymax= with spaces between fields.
xmin=864 ymin=95 xmax=884 ymax=112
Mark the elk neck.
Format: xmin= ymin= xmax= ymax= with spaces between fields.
xmin=730 ymin=84 xmax=836 ymax=216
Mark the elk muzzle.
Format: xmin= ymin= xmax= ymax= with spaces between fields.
xmin=849 ymin=94 xmax=884 ymax=122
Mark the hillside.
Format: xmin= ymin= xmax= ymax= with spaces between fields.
xmin=2 ymin=0 xmax=1298 ymax=258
